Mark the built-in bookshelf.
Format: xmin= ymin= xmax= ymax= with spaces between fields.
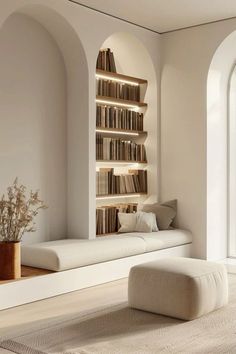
xmin=96 ymin=48 xmax=148 ymax=236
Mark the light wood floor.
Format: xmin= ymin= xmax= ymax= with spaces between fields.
xmin=0 ymin=266 xmax=52 ymax=285
xmin=0 ymin=278 xmax=128 ymax=338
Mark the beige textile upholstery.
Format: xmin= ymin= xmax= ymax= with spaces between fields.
xmin=21 ymin=230 xmax=192 ymax=271
xmin=21 ymin=236 xmax=146 ymax=271
xmin=135 ymin=229 xmax=192 ymax=252
xmin=128 ymin=257 xmax=228 ymax=320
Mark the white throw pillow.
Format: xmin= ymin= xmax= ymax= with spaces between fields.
xmin=118 ymin=213 xmax=137 ymax=233
xmin=118 ymin=211 xmax=158 ymax=233
xmin=135 ymin=211 xmax=159 ymax=233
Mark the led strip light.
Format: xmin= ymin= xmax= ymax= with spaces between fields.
xmin=96 ymin=98 xmax=140 ymax=109
xmin=96 ymin=128 xmax=139 ymax=136
xmin=96 ymin=193 xmax=142 ymax=200
xmin=96 ymin=73 xmax=139 ymax=86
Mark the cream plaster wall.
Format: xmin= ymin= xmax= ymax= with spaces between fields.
xmin=161 ymin=19 xmax=236 ymax=259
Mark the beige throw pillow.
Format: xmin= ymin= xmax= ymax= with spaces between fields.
xmin=135 ymin=211 xmax=158 ymax=233
xmin=141 ymin=199 xmax=177 ymax=230
xmin=118 ymin=213 xmax=137 ymax=233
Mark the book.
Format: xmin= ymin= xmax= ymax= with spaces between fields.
xmin=96 ymin=135 xmax=147 ymax=162
xmin=96 ymin=168 xmax=147 ymax=196
xmin=96 ymin=106 xmax=143 ymax=131
xmin=97 ymin=79 xmax=140 ymax=102
xmin=96 ymin=203 xmax=138 ymax=235
xmin=96 ymin=48 xmax=117 ymax=72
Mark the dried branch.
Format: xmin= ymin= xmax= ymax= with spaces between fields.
xmin=0 ymin=179 xmax=47 ymax=242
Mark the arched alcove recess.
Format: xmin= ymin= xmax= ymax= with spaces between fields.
xmin=0 ymin=4 xmax=89 ymax=242
xmin=207 ymin=30 xmax=236 ymax=260
xmin=95 ymin=31 xmax=159 ymax=208
xmin=228 ymin=64 xmax=236 ymax=257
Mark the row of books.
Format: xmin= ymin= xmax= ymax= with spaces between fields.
xmin=96 ymin=48 xmax=116 ymax=72
xmin=96 ymin=203 xmax=138 ymax=235
xmin=96 ymin=79 xmax=140 ymax=102
xmin=96 ymin=106 xmax=144 ymax=131
xmin=96 ymin=135 xmax=147 ymax=162
xmin=96 ymin=168 xmax=147 ymax=196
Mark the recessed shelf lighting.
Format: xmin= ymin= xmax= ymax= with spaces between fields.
xmin=96 ymin=161 xmax=147 ymax=167
xmin=96 ymin=193 xmax=144 ymax=200
xmin=96 ymin=128 xmax=140 ymax=136
xmin=96 ymin=98 xmax=140 ymax=109
xmin=96 ymin=69 xmax=147 ymax=86
xmin=96 ymin=73 xmax=139 ymax=86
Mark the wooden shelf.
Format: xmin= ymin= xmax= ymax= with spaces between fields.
xmin=96 ymin=96 xmax=147 ymax=108
xmin=96 ymin=69 xmax=148 ymax=85
xmin=96 ymin=127 xmax=147 ymax=138
xmin=96 ymin=192 xmax=147 ymax=199
xmin=96 ymin=160 xmax=147 ymax=165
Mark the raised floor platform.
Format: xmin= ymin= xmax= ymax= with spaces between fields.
xmin=0 ymin=266 xmax=52 ymax=285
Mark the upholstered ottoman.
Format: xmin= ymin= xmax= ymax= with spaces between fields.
xmin=128 ymin=257 xmax=228 ymax=320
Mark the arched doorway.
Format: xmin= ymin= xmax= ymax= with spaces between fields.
xmin=207 ymin=30 xmax=236 ymax=260
xmin=228 ymin=63 xmax=236 ymax=257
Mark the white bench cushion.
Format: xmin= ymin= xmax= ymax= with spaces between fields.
xmin=124 ymin=229 xmax=192 ymax=252
xmin=21 ymin=236 xmax=146 ymax=271
xmin=21 ymin=230 xmax=192 ymax=271
xmin=128 ymin=257 xmax=228 ymax=320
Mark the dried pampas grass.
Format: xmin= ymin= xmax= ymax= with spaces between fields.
xmin=0 ymin=178 xmax=47 ymax=242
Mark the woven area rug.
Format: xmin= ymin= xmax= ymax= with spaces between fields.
xmin=1 ymin=274 xmax=236 ymax=354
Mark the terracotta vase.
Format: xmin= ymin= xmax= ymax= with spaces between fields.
xmin=0 ymin=241 xmax=21 ymax=280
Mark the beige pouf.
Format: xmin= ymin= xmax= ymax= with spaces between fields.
xmin=128 ymin=257 xmax=228 ymax=320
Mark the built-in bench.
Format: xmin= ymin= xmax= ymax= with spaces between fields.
xmin=0 ymin=229 xmax=192 ymax=310
xmin=21 ymin=229 xmax=192 ymax=271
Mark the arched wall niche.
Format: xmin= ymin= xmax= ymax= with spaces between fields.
xmin=207 ymin=30 xmax=236 ymax=260
xmin=0 ymin=4 xmax=90 ymax=243
xmin=95 ymin=32 xmax=159 ymax=216
xmin=228 ymin=63 xmax=236 ymax=257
